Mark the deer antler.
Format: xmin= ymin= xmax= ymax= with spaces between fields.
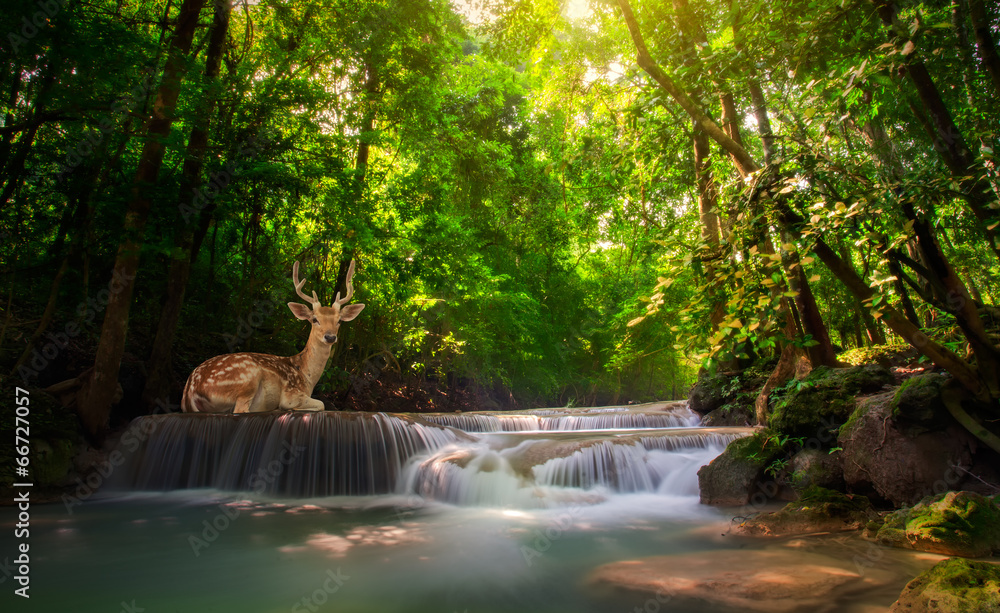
xmin=335 ymin=259 xmax=356 ymax=306
xmin=292 ymin=261 xmax=321 ymax=310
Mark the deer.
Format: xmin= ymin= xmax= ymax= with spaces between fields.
xmin=181 ymin=260 xmax=365 ymax=413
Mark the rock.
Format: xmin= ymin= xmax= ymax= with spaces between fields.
xmin=889 ymin=558 xmax=1000 ymax=613
xmin=588 ymin=549 xmax=881 ymax=613
xmin=769 ymin=364 xmax=893 ymax=439
xmin=735 ymin=486 xmax=875 ymax=537
xmin=702 ymin=403 xmax=755 ymax=427
xmin=688 ymin=371 xmax=734 ymax=415
xmin=698 ymin=432 xmax=782 ymax=506
xmin=891 ymin=372 xmax=950 ymax=433
xmin=839 ymin=392 xmax=997 ymax=506
xmin=31 ymin=438 xmax=77 ymax=486
xmin=872 ymin=491 xmax=1000 ymax=558
xmin=787 ymin=448 xmax=844 ymax=491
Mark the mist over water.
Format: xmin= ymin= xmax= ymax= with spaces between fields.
xmin=3 ymin=404 xmax=933 ymax=612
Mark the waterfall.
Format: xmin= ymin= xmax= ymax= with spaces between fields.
xmin=114 ymin=412 xmax=459 ymax=496
xmin=112 ymin=405 xmax=749 ymax=505
xmin=419 ymin=403 xmax=700 ymax=432
xmin=400 ymin=429 xmax=747 ymax=507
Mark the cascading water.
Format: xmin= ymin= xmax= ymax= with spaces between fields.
xmin=114 ymin=411 xmax=460 ymax=496
xmin=24 ymin=402 xmax=932 ymax=613
xmin=112 ymin=402 xmax=745 ymax=505
xmin=399 ymin=428 xmax=747 ymax=507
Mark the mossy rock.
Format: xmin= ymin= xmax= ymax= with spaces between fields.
xmin=787 ymin=448 xmax=844 ymax=491
xmin=31 ymin=437 xmax=78 ymax=486
xmin=769 ymin=364 xmax=893 ymax=438
xmin=873 ymin=491 xmax=1000 ymax=558
xmin=697 ymin=432 xmax=782 ymax=506
xmin=889 ymin=557 xmax=1000 ymax=613
xmin=736 ymin=485 xmax=875 ymax=536
xmin=839 ymin=343 xmax=918 ymax=367
xmin=891 ymin=373 xmax=950 ymax=433
xmin=688 ymin=371 xmax=736 ymax=415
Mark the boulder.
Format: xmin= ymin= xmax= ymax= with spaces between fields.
xmin=787 ymin=448 xmax=844 ymax=491
xmin=891 ymin=373 xmax=950 ymax=434
xmin=870 ymin=491 xmax=1000 ymax=558
xmin=889 ymin=557 xmax=1000 ymax=613
xmin=735 ymin=486 xmax=875 ymax=537
xmin=839 ymin=392 xmax=995 ymax=506
xmin=769 ymin=364 xmax=893 ymax=439
xmin=698 ymin=432 xmax=782 ymax=506
xmin=688 ymin=371 xmax=735 ymax=415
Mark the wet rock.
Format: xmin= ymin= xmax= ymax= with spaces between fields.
xmin=870 ymin=491 xmax=1000 ymax=558
xmin=839 ymin=393 xmax=993 ymax=506
xmin=889 ymin=557 xmax=1000 ymax=613
xmin=769 ymin=364 xmax=893 ymax=438
xmin=588 ymin=549 xmax=885 ymax=613
xmin=698 ymin=432 xmax=782 ymax=506
xmin=735 ymin=486 xmax=875 ymax=537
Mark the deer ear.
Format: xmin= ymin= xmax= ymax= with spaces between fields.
xmin=339 ymin=303 xmax=365 ymax=322
xmin=288 ymin=302 xmax=313 ymax=321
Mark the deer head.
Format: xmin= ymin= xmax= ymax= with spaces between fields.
xmin=288 ymin=260 xmax=365 ymax=345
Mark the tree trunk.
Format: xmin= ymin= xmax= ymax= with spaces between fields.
xmin=143 ymin=0 xmax=232 ymax=410
xmin=967 ymin=0 xmax=1000 ymax=98
xmin=77 ymin=0 xmax=208 ymax=439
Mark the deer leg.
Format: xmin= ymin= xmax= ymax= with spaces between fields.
xmin=287 ymin=396 xmax=325 ymax=411
xmin=232 ymin=395 xmax=254 ymax=413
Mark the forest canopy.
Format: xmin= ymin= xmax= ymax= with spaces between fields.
xmin=1 ymin=0 xmax=998 ymax=446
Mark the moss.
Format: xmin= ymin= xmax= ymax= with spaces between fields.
xmin=905 ymin=491 xmax=1000 ymax=558
xmin=31 ymin=437 xmax=77 ymax=486
xmin=737 ymin=486 xmax=874 ymax=536
xmin=727 ymin=430 xmax=783 ymax=464
xmin=770 ymin=364 xmax=893 ymax=439
xmin=890 ymin=373 xmax=949 ymax=432
xmin=890 ymin=558 xmax=1000 ymax=613
xmin=874 ymin=491 xmax=1000 ymax=558
xmin=839 ymin=343 xmax=916 ymax=367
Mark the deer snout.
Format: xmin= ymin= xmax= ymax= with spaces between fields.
xmin=323 ymin=332 xmax=338 ymax=344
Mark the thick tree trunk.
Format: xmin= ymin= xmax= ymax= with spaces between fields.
xmin=143 ymin=0 xmax=232 ymax=410
xmin=77 ymin=0 xmax=208 ymax=439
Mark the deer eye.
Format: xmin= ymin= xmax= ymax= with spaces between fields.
xmin=311 ymin=317 xmax=318 ymax=324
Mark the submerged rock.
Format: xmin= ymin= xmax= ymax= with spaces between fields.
xmin=697 ymin=432 xmax=782 ymax=506
xmin=588 ymin=549 xmax=884 ymax=613
xmin=889 ymin=557 xmax=1000 ymax=613
xmin=870 ymin=491 xmax=1000 ymax=558
xmin=735 ymin=486 xmax=875 ymax=537
xmin=768 ymin=364 xmax=893 ymax=438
